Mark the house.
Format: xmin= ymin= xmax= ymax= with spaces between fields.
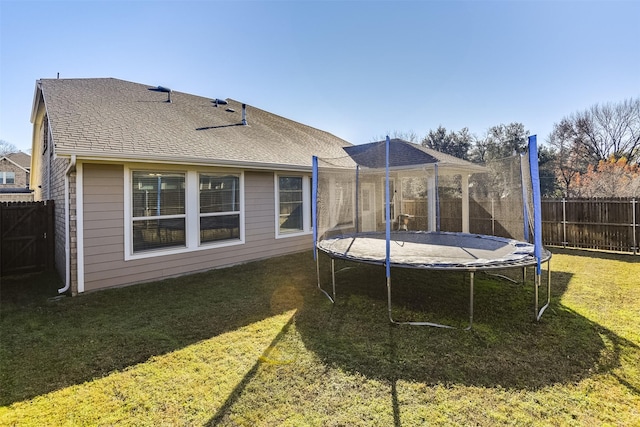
xmin=30 ymin=77 xmax=352 ymax=295
xmin=0 ymin=152 xmax=33 ymax=202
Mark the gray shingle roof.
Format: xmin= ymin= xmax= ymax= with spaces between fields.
xmin=343 ymin=138 xmax=485 ymax=171
xmin=5 ymin=152 xmax=31 ymax=170
xmin=37 ymin=78 xmax=352 ymax=169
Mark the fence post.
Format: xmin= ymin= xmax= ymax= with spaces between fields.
xmin=491 ymin=198 xmax=495 ymax=236
xmin=0 ymin=203 xmax=3 ymax=277
xmin=633 ymin=198 xmax=637 ymax=255
xmin=562 ymin=198 xmax=567 ymax=247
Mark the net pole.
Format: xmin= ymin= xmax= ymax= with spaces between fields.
xmin=385 ymin=136 xmax=391 ymax=278
xmin=312 ymin=156 xmax=318 ymax=260
xmin=520 ymin=153 xmax=530 ymax=242
xmin=355 ymin=165 xmax=360 ymax=233
xmin=435 ymin=163 xmax=440 ymax=232
xmin=528 ymin=135 xmax=543 ymax=275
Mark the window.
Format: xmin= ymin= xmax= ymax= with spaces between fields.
xmin=199 ymin=173 xmax=241 ymax=243
xmin=126 ymin=168 xmax=244 ymax=259
xmin=276 ymin=175 xmax=311 ymax=236
xmin=0 ymin=172 xmax=15 ymax=184
xmin=132 ymin=171 xmax=186 ymax=252
xmin=42 ymin=115 xmax=49 ymax=154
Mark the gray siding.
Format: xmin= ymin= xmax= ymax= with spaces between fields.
xmin=81 ymin=165 xmax=311 ymax=292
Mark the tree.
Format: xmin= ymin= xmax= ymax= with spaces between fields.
xmin=552 ymin=98 xmax=640 ymax=165
xmin=421 ymin=126 xmax=472 ymax=160
xmin=537 ymin=144 xmax=561 ymax=198
xmin=570 ymin=156 xmax=640 ymax=197
xmin=547 ymin=118 xmax=590 ymax=197
xmin=469 ymin=122 xmax=529 ymax=163
xmin=0 ymin=140 xmax=18 ymax=156
xmin=371 ymin=130 xmax=420 ymax=143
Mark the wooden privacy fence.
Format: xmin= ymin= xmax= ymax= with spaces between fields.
xmin=542 ymin=198 xmax=639 ymax=254
xmin=401 ymin=197 xmax=639 ymax=254
xmin=0 ymin=200 xmax=55 ymax=276
xmin=402 ymin=197 xmax=527 ymax=239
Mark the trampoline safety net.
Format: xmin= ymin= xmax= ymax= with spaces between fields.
xmin=313 ymin=137 xmax=538 ymax=246
xmin=311 ymin=136 xmax=550 ymax=328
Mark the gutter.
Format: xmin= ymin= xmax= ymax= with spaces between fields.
xmin=58 ymin=154 xmax=77 ymax=294
xmin=53 ymin=151 xmax=316 ymax=173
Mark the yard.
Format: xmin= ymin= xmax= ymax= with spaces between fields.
xmin=0 ymin=248 xmax=638 ymax=426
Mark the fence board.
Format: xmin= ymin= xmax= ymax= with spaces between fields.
xmin=0 ymin=200 xmax=55 ymax=275
xmin=542 ymin=198 xmax=638 ymax=254
xmin=402 ymin=197 xmax=639 ymax=254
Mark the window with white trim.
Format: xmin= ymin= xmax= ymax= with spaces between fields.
xmin=127 ymin=168 xmax=245 ymax=258
xmin=132 ymin=171 xmax=186 ymax=252
xmin=199 ymin=173 xmax=241 ymax=243
xmin=276 ymin=175 xmax=311 ymax=236
xmin=0 ymin=172 xmax=15 ymax=184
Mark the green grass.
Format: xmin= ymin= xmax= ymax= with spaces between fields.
xmin=1 ymin=249 xmax=639 ymax=426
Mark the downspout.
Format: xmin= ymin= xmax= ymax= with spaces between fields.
xmin=58 ymin=154 xmax=77 ymax=294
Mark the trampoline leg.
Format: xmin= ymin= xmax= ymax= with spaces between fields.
xmin=465 ymin=272 xmax=474 ymax=330
xmin=535 ymin=259 xmax=551 ymax=321
xmin=331 ymin=258 xmax=337 ymax=301
xmin=386 ymin=276 xmax=462 ymax=330
xmin=387 ymin=276 xmax=393 ymax=323
xmin=316 ymin=253 xmax=335 ymax=303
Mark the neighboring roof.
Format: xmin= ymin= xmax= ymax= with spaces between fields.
xmin=0 ymin=188 xmax=32 ymax=194
xmin=343 ymin=138 xmax=485 ymax=171
xmin=5 ymin=152 xmax=31 ymax=169
xmin=1 ymin=154 xmax=30 ymax=172
xmin=33 ymin=78 xmax=352 ymax=170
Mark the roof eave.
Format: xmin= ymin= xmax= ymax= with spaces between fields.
xmin=30 ymin=80 xmax=43 ymax=124
xmin=53 ymin=151 xmax=313 ymax=172
xmin=0 ymin=156 xmax=30 ymax=172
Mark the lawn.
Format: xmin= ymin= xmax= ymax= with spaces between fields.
xmin=1 ymin=248 xmax=638 ymax=426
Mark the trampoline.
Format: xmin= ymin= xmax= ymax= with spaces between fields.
xmin=312 ymin=135 xmax=552 ymax=329
xmin=316 ymin=231 xmax=551 ymax=329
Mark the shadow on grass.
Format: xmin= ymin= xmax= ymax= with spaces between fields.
xmin=2 ymin=250 xmax=637 ymax=414
xmin=0 ymin=255 xmax=312 ymax=406
xmin=295 ymin=254 xmax=639 ymax=390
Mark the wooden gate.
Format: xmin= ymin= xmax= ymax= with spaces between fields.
xmin=0 ymin=201 xmax=55 ymax=276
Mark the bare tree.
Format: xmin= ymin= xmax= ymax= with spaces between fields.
xmin=0 ymin=140 xmax=18 ymax=156
xmin=370 ymin=130 xmax=420 ymax=143
xmin=560 ymin=98 xmax=640 ymax=164
xmin=547 ymin=118 xmax=589 ymax=197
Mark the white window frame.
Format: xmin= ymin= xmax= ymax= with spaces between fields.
xmin=198 ymin=172 xmax=242 ymax=246
xmin=0 ymin=171 xmax=16 ymax=184
xmin=124 ymin=166 xmax=245 ymax=260
xmin=275 ymin=174 xmax=311 ymax=238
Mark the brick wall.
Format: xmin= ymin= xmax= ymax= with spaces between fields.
xmin=50 ymin=157 xmax=75 ymax=293
xmin=0 ymin=193 xmax=34 ymax=202
xmin=0 ymin=158 xmax=29 ymax=188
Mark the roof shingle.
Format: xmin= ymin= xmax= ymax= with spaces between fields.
xmin=37 ymin=78 xmax=352 ymax=169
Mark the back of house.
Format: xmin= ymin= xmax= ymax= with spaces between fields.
xmin=30 ymin=77 xmax=352 ymax=294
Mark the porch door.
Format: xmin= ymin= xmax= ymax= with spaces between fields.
xmin=360 ymin=183 xmax=376 ymax=231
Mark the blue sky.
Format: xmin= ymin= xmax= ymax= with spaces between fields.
xmin=1 ymin=0 xmax=639 ymax=153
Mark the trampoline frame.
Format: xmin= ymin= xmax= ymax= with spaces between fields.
xmin=315 ymin=234 xmax=551 ymax=330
